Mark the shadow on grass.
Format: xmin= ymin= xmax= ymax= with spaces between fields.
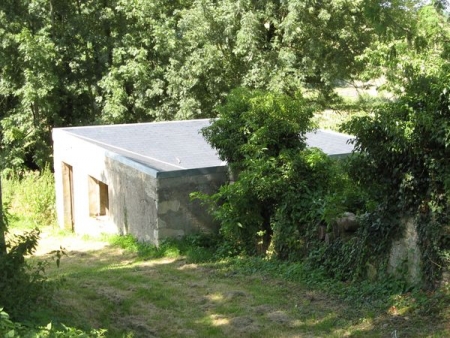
xmin=29 ymin=244 xmax=450 ymax=338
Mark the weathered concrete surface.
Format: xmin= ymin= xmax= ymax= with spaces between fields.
xmin=53 ymin=129 xmax=227 ymax=244
xmin=106 ymin=157 xmax=159 ymax=242
xmin=388 ymin=218 xmax=422 ymax=286
xmin=155 ymin=171 xmax=228 ymax=243
xmin=54 ymin=131 xmax=116 ymax=236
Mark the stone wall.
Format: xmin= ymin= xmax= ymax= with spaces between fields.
xmin=318 ymin=212 xmax=423 ymax=285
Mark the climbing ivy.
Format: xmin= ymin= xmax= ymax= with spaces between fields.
xmin=342 ymin=70 xmax=450 ymax=287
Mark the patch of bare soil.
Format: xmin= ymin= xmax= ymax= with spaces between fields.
xmin=34 ymin=231 xmax=109 ymax=257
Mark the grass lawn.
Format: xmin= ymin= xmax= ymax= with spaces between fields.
xmin=25 ymin=226 xmax=450 ymax=338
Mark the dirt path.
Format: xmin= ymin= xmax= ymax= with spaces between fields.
xmin=34 ymin=229 xmax=109 ymax=257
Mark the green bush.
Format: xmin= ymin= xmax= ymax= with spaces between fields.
xmin=0 ymin=308 xmax=107 ymax=337
xmin=196 ymin=78 xmax=450 ymax=288
xmin=201 ymin=87 xmax=315 ymax=170
xmin=0 ymin=229 xmax=59 ymax=321
xmin=269 ymin=148 xmax=336 ymax=260
xmin=197 ymin=88 xmax=345 ymax=257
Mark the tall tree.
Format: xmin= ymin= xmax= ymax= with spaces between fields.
xmin=0 ymin=0 xmax=442 ymax=173
xmin=360 ymin=1 xmax=450 ymax=94
xmin=167 ymin=0 xmax=376 ymax=115
xmin=0 ymin=0 xmax=188 ymax=171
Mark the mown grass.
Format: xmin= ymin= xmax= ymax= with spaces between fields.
xmin=20 ymin=229 xmax=449 ymax=337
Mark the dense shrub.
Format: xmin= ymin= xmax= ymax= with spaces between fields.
xmin=0 ymin=169 xmax=62 ymax=321
xmin=307 ymin=72 xmax=450 ymax=286
xmin=0 ymin=307 xmax=107 ymax=337
xmin=341 ymin=71 xmax=450 ymax=287
xmin=197 ymin=88 xmax=343 ymax=256
xmin=0 ymin=229 xmax=58 ymax=320
xmin=198 ymin=75 xmax=450 ymax=288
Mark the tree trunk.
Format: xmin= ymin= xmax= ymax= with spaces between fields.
xmin=0 ymin=176 xmax=6 ymax=255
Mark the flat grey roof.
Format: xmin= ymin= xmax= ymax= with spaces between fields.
xmin=56 ymin=119 xmax=354 ymax=172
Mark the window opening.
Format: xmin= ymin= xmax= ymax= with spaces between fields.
xmin=88 ymin=176 xmax=109 ymax=218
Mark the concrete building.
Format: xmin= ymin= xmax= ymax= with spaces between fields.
xmin=53 ymin=119 xmax=354 ymax=244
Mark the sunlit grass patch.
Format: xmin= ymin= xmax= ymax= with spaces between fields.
xmin=104 ymin=232 xmax=220 ymax=264
xmin=25 ymin=228 xmax=450 ymax=337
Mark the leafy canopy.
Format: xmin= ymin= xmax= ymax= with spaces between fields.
xmin=0 ymin=0 xmax=422 ymax=172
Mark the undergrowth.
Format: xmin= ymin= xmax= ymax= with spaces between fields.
xmin=0 ymin=170 xmax=93 ymax=336
xmin=0 ymin=308 xmax=106 ymax=337
xmin=2 ymin=167 xmax=56 ymax=229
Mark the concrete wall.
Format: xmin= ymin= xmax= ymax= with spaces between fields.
xmin=105 ymin=156 xmax=159 ymax=242
xmin=156 ymin=169 xmax=228 ymax=242
xmin=388 ymin=217 xmax=422 ymax=286
xmin=54 ymin=131 xmax=116 ymax=236
xmin=54 ymin=130 xmax=162 ymax=241
xmin=53 ymin=130 xmax=228 ymax=244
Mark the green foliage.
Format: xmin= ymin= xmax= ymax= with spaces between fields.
xmin=108 ymin=234 xmax=169 ymax=259
xmin=198 ymin=88 xmax=345 ymax=257
xmin=0 ymin=229 xmax=58 ymax=321
xmin=0 ymin=0 xmax=423 ymax=173
xmin=268 ymin=149 xmax=337 ymax=259
xmin=0 ymin=308 xmax=22 ymax=337
xmin=2 ymin=167 xmax=56 ymax=228
xmin=0 ymin=308 xmax=107 ymax=337
xmin=342 ymin=70 xmax=450 ymax=287
xmin=0 ymin=0 xmax=186 ymax=172
xmin=107 ymin=232 xmax=221 ymax=263
xmin=198 ymin=88 xmax=376 ymax=265
xmin=219 ymin=254 xmax=425 ymax=311
xmin=360 ymin=3 xmax=450 ymax=95
xmin=202 ymin=87 xmax=314 ymax=169
xmin=173 ymin=0 xmax=374 ymax=105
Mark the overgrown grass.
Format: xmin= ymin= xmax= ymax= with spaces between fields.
xmin=2 ymin=167 xmax=56 ymax=229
